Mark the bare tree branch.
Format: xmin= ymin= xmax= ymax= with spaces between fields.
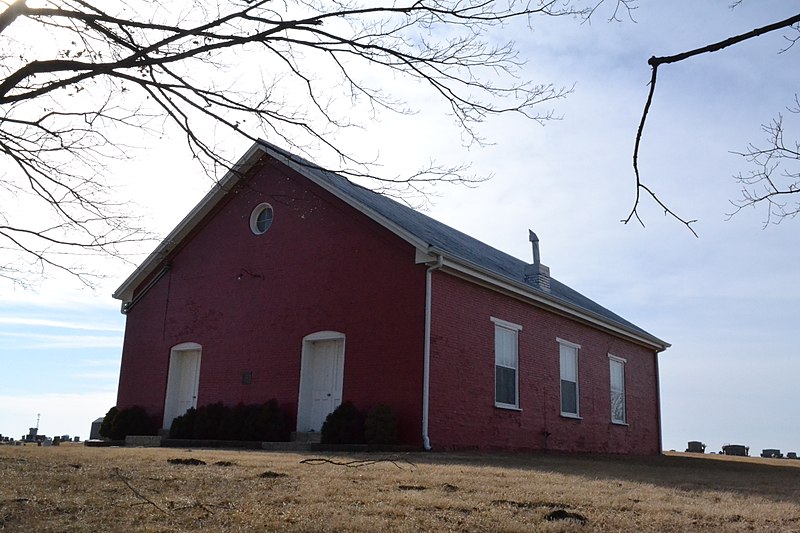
xmin=728 ymin=106 xmax=800 ymax=226
xmin=628 ymin=10 xmax=800 ymax=235
xmin=113 ymin=467 xmax=170 ymax=515
xmin=4 ymin=0 xmax=625 ymax=286
xmin=299 ymin=456 xmax=416 ymax=469
xmin=0 ymin=0 xmax=26 ymax=34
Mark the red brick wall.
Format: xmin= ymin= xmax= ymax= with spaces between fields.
xmin=116 ymin=156 xmax=427 ymax=443
xmin=116 ymin=154 xmax=662 ymax=454
xmin=428 ymin=271 xmax=661 ymax=455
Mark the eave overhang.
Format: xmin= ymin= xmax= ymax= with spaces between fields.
xmin=112 ymin=142 xmax=268 ymax=303
xmin=427 ymin=249 xmax=670 ymax=352
xmin=113 ymin=141 xmax=670 ymax=353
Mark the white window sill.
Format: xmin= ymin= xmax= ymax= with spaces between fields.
xmin=495 ymin=403 xmax=522 ymax=412
xmin=611 ymin=420 xmax=629 ymax=426
xmin=560 ymin=413 xmax=582 ymax=420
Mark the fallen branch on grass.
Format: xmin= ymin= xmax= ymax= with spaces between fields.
xmin=112 ymin=467 xmax=169 ymax=515
xmin=259 ymin=470 xmax=288 ymax=478
xmin=299 ymin=456 xmax=416 ymax=470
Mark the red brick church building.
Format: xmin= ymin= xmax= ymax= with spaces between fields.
xmin=113 ymin=140 xmax=669 ymax=454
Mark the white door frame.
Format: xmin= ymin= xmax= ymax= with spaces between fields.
xmin=163 ymin=342 xmax=202 ymax=429
xmin=296 ymin=331 xmax=345 ymax=432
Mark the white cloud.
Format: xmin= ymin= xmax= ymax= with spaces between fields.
xmin=76 ymin=358 xmax=123 ymax=368
xmin=0 ymin=331 xmax=122 ymax=350
xmin=69 ymin=372 xmax=120 ymax=381
xmin=0 ymin=0 xmax=797 ymax=455
xmin=0 ymin=316 xmax=124 ymax=332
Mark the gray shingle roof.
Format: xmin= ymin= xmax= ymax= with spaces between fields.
xmin=263 ymin=141 xmax=665 ymax=347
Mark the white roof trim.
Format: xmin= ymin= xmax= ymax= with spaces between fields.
xmin=265 ymin=147 xmax=432 ymax=252
xmin=112 ymin=141 xmax=669 ymax=352
xmin=432 ymin=252 xmax=669 ymax=351
xmin=113 ymin=141 xmax=433 ymax=303
xmin=112 ymin=143 xmax=267 ymax=302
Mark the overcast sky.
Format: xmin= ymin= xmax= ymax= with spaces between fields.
xmin=1 ymin=1 xmax=798 ymax=454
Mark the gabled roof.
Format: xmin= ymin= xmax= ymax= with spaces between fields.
xmin=114 ymin=140 xmax=669 ymax=351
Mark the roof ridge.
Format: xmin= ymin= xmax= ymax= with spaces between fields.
xmin=115 ymin=139 xmax=667 ymax=349
xmin=256 ymin=140 xmax=661 ymax=345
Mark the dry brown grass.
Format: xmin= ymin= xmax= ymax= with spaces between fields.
xmin=2 ymin=445 xmax=800 ymax=532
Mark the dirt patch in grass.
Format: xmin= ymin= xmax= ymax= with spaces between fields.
xmin=492 ymin=499 xmax=564 ymax=509
xmin=259 ymin=470 xmax=288 ymax=479
xmin=398 ymin=484 xmax=426 ymax=491
xmin=545 ymin=508 xmax=588 ymax=524
xmin=1 ymin=446 xmax=800 ymax=532
xmin=167 ymin=458 xmax=206 ymax=466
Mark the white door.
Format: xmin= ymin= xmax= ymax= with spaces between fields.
xmin=297 ymin=334 xmax=345 ymax=432
xmin=163 ymin=346 xmax=201 ymax=429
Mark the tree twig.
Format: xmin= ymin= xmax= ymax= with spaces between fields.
xmin=113 ymin=467 xmax=169 ymax=515
xmin=300 ymin=456 xmax=416 ymax=470
xmin=1 ymin=0 xmax=594 ymax=284
xmin=628 ymin=10 xmax=800 ymax=235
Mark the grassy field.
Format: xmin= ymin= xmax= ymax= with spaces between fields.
xmin=2 ymin=445 xmax=800 ymax=532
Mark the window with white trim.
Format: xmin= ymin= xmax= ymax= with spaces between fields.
xmin=558 ymin=339 xmax=580 ymax=417
xmin=609 ymin=355 xmax=627 ymax=424
xmin=491 ymin=317 xmax=521 ymax=409
xmin=249 ymin=202 xmax=274 ymax=235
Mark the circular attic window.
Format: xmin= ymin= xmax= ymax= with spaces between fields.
xmin=249 ymin=203 xmax=274 ymax=235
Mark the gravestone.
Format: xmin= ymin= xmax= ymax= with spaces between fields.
xmin=685 ymin=441 xmax=705 ymax=453
xmin=722 ymin=444 xmax=749 ymax=456
xmin=89 ymin=417 xmax=104 ymax=440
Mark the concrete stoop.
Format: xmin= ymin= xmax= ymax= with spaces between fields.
xmin=125 ymin=435 xmax=162 ymax=447
xmin=100 ymin=433 xmax=419 ymax=453
xmin=261 ymin=441 xmax=315 ymax=451
xmin=290 ymin=431 xmax=322 ymax=444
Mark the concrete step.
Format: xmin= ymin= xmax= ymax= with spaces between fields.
xmin=290 ymin=431 xmax=321 ymax=443
xmin=261 ymin=441 xmax=315 ymax=451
